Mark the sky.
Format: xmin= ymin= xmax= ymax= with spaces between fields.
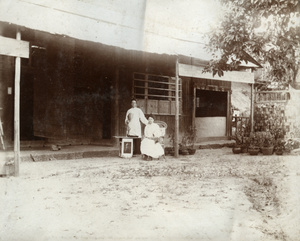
xmin=0 ymin=0 xmax=223 ymax=59
xmin=143 ymin=0 xmax=223 ymax=57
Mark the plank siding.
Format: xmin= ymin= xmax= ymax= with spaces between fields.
xmin=1 ymin=23 xmax=194 ymax=147
xmin=0 ymin=55 xmax=15 ymax=146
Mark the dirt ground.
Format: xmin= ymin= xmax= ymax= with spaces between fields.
xmin=0 ymin=147 xmax=300 ymax=241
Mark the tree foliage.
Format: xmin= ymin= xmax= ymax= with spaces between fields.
xmin=205 ymin=0 xmax=300 ymax=83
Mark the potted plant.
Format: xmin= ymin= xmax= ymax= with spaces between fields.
xmin=248 ymin=132 xmax=260 ymax=155
xmin=274 ymin=138 xmax=285 ymax=155
xmin=241 ymin=136 xmax=250 ymax=153
xmin=166 ymin=128 xmax=175 ymax=156
xmin=179 ymin=143 xmax=189 ymax=155
xmin=255 ymin=132 xmax=264 ymax=151
xmin=284 ymin=138 xmax=300 ymax=153
xmin=180 ymin=126 xmax=197 ymax=155
xmin=232 ymin=132 xmax=243 ymax=154
xmin=261 ymin=131 xmax=275 ymax=155
xmin=271 ymin=125 xmax=286 ymax=155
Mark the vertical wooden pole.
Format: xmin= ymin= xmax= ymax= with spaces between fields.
xmin=250 ymin=83 xmax=254 ymax=132
xmin=14 ymin=30 xmax=21 ymax=176
xmin=227 ymin=90 xmax=232 ymax=137
xmin=174 ymin=57 xmax=179 ymax=158
xmin=192 ymin=83 xmax=196 ymax=133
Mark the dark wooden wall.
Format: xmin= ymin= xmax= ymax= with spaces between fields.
xmin=0 ymin=55 xmax=14 ymax=146
xmin=0 ymin=23 xmax=195 ymax=147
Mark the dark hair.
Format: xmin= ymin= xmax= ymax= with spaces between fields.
xmin=131 ymin=98 xmax=137 ymax=102
xmin=148 ymin=114 xmax=155 ymax=120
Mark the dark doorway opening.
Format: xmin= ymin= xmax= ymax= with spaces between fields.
xmin=195 ymin=89 xmax=227 ymax=117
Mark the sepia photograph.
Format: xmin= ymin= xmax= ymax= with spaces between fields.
xmin=0 ymin=0 xmax=300 ymax=240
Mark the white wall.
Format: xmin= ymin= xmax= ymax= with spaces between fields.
xmin=195 ymin=117 xmax=226 ymax=139
xmin=285 ymin=86 xmax=300 ymax=138
xmin=231 ymin=82 xmax=251 ymax=117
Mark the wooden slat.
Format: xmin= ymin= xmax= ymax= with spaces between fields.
xmin=133 ymin=78 xmax=182 ymax=86
xmin=0 ymin=36 xmax=30 ymax=58
xmin=134 ymin=85 xmax=182 ymax=92
xmin=255 ymin=90 xmax=289 ymax=103
xmin=255 ymin=100 xmax=288 ymax=103
xmin=134 ymin=93 xmax=181 ymax=99
xmin=134 ymin=72 xmax=170 ymax=79
xmin=256 ymin=90 xmax=289 ymax=93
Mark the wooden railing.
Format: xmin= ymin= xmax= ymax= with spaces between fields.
xmin=255 ymin=90 xmax=289 ymax=103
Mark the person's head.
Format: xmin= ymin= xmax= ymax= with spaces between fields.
xmin=148 ymin=114 xmax=154 ymax=124
xmin=131 ymin=98 xmax=137 ymax=108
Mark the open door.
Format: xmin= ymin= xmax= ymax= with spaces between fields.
xmin=195 ymin=89 xmax=228 ymax=140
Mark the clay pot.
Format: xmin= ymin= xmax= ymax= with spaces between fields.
xmin=261 ymin=146 xmax=274 ymax=155
xmin=241 ymin=146 xmax=248 ymax=153
xmin=180 ymin=149 xmax=189 ymax=155
xmin=188 ymin=148 xmax=196 ymax=155
xmin=248 ymin=148 xmax=260 ymax=155
xmin=232 ymin=147 xmax=242 ymax=154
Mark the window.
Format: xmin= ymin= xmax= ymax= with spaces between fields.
xmin=133 ymin=72 xmax=182 ymax=115
xmin=196 ymin=89 xmax=227 ymax=117
xmin=133 ymin=73 xmax=181 ymax=101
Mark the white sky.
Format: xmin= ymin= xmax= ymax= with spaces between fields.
xmin=145 ymin=0 xmax=222 ymax=36
xmin=142 ymin=0 xmax=222 ymax=57
xmin=0 ymin=0 xmax=223 ymax=59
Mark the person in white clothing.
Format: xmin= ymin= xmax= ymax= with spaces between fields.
xmin=125 ymin=98 xmax=148 ymax=155
xmin=141 ymin=115 xmax=164 ymax=160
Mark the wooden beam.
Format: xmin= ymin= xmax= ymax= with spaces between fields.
xmin=192 ymin=82 xmax=196 ymax=134
xmin=250 ymin=84 xmax=254 ymax=132
xmin=14 ymin=31 xmax=22 ymax=177
xmin=227 ymin=90 xmax=232 ymax=137
xmin=174 ymin=58 xmax=179 ymax=158
xmin=0 ymin=36 xmax=29 ymax=58
xmin=179 ymin=63 xmax=255 ymax=84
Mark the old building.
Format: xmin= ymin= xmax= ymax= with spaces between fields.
xmin=0 ymin=1 xmax=260 ymax=150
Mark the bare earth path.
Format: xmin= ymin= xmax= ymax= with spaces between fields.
xmin=0 ymin=148 xmax=299 ymax=241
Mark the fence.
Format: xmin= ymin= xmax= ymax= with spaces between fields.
xmin=232 ymin=90 xmax=289 ymax=138
xmin=255 ymin=90 xmax=289 ymax=103
xmin=254 ymin=89 xmax=289 ymax=137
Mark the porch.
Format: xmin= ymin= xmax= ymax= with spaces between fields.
xmin=1 ymin=139 xmax=235 ymax=164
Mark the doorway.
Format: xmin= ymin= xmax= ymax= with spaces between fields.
xmin=195 ymin=89 xmax=228 ymax=139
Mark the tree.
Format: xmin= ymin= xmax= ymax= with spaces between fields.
xmin=205 ymin=0 xmax=300 ymax=85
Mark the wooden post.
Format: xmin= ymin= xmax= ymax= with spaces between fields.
xmin=250 ymin=83 xmax=254 ymax=132
xmin=14 ymin=30 xmax=21 ymax=177
xmin=174 ymin=57 xmax=179 ymax=158
xmin=0 ymin=33 xmax=28 ymax=177
xmin=192 ymin=83 xmax=196 ymax=133
xmin=227 ymin=90 xmax=232 ymax=137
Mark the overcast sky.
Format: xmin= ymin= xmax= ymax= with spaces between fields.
xmin=0 ymin=0 xmax=223 ymax=59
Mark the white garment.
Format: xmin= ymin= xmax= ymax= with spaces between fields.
xmin=141 ymin=123 xmax=164 ymax=158
xmin=125 ymin=107 xmax=148 ymax=137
